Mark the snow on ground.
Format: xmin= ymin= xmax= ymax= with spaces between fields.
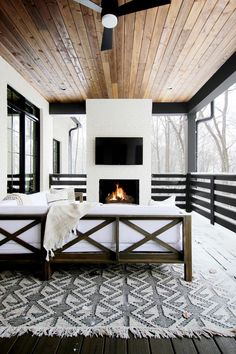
xmin=191 ymin=211 xmax=236 ymax=280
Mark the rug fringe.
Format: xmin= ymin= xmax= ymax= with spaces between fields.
xmin=0 ymin=326 xmax=235 ymax=339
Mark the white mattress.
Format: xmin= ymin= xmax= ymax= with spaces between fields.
xmin=64 ymin=204 xmax=183 ymax=253
xmin=0 ymin=204 xmax=184 ymax=254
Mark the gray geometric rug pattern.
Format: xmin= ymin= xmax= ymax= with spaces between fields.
xmin=0 ymin=264 xmax=235 ymax=338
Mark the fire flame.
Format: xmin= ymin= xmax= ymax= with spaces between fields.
xmin=109 ymin=184 xmax=126 ymax=201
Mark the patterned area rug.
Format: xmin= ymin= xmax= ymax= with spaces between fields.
xmin=0 ymin=264 xmax=235 ymax=338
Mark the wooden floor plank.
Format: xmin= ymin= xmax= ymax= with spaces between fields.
xmin=193 ymin=337 xmax=221 ymax=354
xmin=80 ymin=336 xmax=104 ymax=354
xmin=127 ymin=335 xmax=150 ymax=354
xmin=8 ymin=334 xmax=39 ymax=354
xmin=149 ymin=338 xmax=174 ymax=354
xmin=104 ymin=336 xmax=127 ymax=354
xmin=0 ymin=336 xmax=18 ymax=354
xmin=32 ymin=336 xmax=61 ymax=354
xmin=56 ymin=335 xmax=84 ymax=354
xmin=171 ymin=338 xmax=198 ymax=354
xmin=214 ymin=337 xmax=236 ymax=354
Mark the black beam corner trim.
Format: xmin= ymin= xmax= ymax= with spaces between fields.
xmin=49 ymin=102 xmax=86 ymax=115
xmin=152 ymin=102 xmax=188 ymax=114
xmin=188 ymin=52 xmax=236 ymax=113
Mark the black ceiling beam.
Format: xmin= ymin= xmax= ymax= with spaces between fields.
xmin=152 ymin=102 xmax=188 ymax=115
xmin=188 ymin=51 xmax=236 ymax=113
xmin=49 ymin=101 xmax=86 ymax=115
xmin=50 ymin=101 xmax=188 ymax=115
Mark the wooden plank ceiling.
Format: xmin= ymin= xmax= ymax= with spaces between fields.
xmin=0 ymin=0 xmax=235 ymax=103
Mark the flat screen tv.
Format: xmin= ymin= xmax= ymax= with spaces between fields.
xmin=95 ymin=137 xmax=143 ymax=165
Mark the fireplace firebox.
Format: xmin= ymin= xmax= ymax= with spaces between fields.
xmin=99 ymin=179 xmax=139 ymax=204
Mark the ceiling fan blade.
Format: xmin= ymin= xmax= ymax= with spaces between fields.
xmin=117 ymin=0 xmax=171 ymax=17
xmin=101 ymin=27 xmax=113 ymax=51
xmin=74 ymin=0 xmax=102 ymax=13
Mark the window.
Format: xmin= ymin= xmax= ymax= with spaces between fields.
xmin=151 ymin=115 xmax=187 ymax=173
xmin=7 ymin=86 xmax=40 ymax=193
xmin=69 ymin=116 xmax=86 ymax=174
xmin=53 ymin=139 xmax=60 ymax=174
xmin=197 ymin=83 xmax=236 ymax=172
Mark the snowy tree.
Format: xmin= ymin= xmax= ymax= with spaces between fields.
xmin=152 ymin=115 xmax=187 ymax=173
xmin=197 ymin=83 xmax=236 ymax=173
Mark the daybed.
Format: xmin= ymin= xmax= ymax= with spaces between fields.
xmin=0 ymin=192 xmax=48 ymax=270
xmin=0 ymin=192 xmax=192 ymax=281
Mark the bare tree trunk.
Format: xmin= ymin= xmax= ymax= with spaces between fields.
xmin=168 ymin=116 xmax=185 ymax=171
xmin=165 ymin=118 xmax=170 ymax=172
xmin=152 ymin=119 xmax=161 ymax=172
xmin=198 ymin=89 xmax=230 ymax=172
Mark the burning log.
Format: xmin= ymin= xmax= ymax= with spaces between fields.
xmin=105 ymin=184 xmax=134 ymax=204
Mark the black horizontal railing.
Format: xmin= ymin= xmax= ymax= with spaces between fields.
xmin=48 ymin=173 xmax=236 ymax=234
xmin=187 ymin=173 xmax=236 ymax=233
xmin=49 ymin=174 xmax=87 ymax=201
xmin=7 ymin=173 xmax=36 ymax=193
xmin=151 ymin=174 xmax=187 ymax=209
xmin=151 ymin=173 xmax=236 ymax=233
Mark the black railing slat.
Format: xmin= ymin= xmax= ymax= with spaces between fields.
xmin=190 ymin=181 xmax=211 ymax=189
xmin=152 ymin=174 xmax=186 ymax=178
xmin=50 ymin=174 xmax=87 ymax=178
xmin=189 ymin=188 xmax=211 ymax=199
xmin=214 ymin=216 xmax=236 ymax=233
xmin=151 ymin=188 xmax=186 ymax=194
xmin=191 ymin=206 xmax=211 ymax=220
xmin=214 ymin=194 xmax=236 ymax=207
xmin=50 ymin=180 xmax=86 ymax=186
xmin=214 ymin=183 xmax=236 ymax=194
xmin=215 ymin=205 xmax=236 ymax=220
xmin=151 ymin=180 xmax=186 ymax=186
xmin=190 ymin=197 xmax=211 ymax=210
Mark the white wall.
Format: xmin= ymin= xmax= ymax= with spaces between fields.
xmin=0 ymin=57 xmax=53 ymax=198
xmin=86 ymin=99 xmax=152 ymax=205
xmin=53 ymin=116 xmax=75 ymax=173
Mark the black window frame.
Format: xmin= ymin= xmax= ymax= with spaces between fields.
xmin=53 ymin=139 xmax=61 ymax=174
xmin=7 ymin=86 xmax=40 ymax=194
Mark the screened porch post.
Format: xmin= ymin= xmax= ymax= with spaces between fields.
xmin=187 ymin=112 xmax=197 ymax=173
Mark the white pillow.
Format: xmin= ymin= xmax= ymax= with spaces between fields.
xmin=50 ymin=187 xmax=75 ymax=202
xmin=0 ymin=205 xmax=48 ymax=214
xmin=31 ymin=192 xmax=48 ymax=206
xmin=46 ymin=191 xmax=69 ymax=206
xmin=2 ymin=193 xmax=32 ymax=206
xmin=149 ymin=196 xmax=176 ymax=206
xmin=0 ymin=200 xmax=18 ymax=206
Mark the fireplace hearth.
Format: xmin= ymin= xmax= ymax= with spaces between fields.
xmin=99 ymin=179 xmax=139 ymax=204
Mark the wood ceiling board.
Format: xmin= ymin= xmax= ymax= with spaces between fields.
xmin=170 ymin=0 xmax=235 ymax=101
xmin=143 ymin=0 xmax=183 ymax=98
xmin=0 ymin=0 xmax=235 ymax=103
xmin=149 ymin=0 xmax=196 ymax=100
xmin=153 ymin=0 xmax=206 ymax=101
xmin=177 ymin=4 xmax=236 ymax=101
xmin=138 ymin=6 xmax=169 ymax=98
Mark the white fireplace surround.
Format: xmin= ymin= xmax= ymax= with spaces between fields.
xmin=86 ymin=99 xmax=152 ymax=205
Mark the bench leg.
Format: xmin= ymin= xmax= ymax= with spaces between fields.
xmin=184 ymin=215 xmax=192 ymax=282
xmin=43 ymin=261 xmax=51 ymax=280
xmin=184 ymin=261 xmax=192 ymax=282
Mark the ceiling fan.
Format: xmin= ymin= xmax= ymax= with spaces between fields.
xmin=74 ymin=0 xmax=171 ymax=51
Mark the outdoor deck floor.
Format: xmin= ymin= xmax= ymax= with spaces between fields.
xmin=0 ymin=212 xmax=235 ymax=354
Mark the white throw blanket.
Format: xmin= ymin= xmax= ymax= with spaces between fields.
xmin=43 ymin=202 xmax=97 ymax=260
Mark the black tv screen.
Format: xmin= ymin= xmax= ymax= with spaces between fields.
xmin=95 ymin=137 xmax=143 ymax=165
